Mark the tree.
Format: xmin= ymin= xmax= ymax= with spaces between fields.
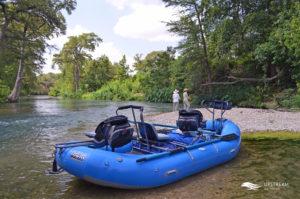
xmin=53 ymin=33 xmax=102 ymax=92
xmin=7 ymin=24 xmax=28 ymax=101
xmin=133 ymin=53 xmax=146 ymax=72
xmin=133 ymin=50 xmax=175 ymax=95
xmin=0 ymin=0 xmax=76 ymax=58
xmin=83 ymin=55 xmax=114 ymax=92
xmin=163 ymin=0 xmax=213 ymax=90
xmin=255 ymin=2 xmax=300 ymax=85
xmin=115 ymin=55 xmax=130 ymax=80
xmin=199 ymin=1 xmax=298 ymax=87
xmin=4 ymin=0 xmax=76 ymax=102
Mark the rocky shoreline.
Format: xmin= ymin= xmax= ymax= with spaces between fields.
xmin=146 ymin=108 xmax=300 ymax=132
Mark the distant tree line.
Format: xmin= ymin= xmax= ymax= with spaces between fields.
xmin=1 ymin=0 xmax=299 ymax=108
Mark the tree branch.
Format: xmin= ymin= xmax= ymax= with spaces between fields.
xmin=200 ymin=68 xmax=285 ymax=87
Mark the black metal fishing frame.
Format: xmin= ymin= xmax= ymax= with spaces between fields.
xmin=201 ymin=100 xmax=232 ymax=133
xmin=115 ymin=105 xmax=150 ymax=149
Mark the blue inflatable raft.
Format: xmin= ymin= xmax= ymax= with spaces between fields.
xmin=49 ymin=100 xmax=241 ymax=189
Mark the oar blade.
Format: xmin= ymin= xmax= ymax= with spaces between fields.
xmin=221 ymin=133 xmax=239 ymax=141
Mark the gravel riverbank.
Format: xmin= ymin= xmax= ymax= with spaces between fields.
xmin=146 ymin=108 xmax=300 ymax=132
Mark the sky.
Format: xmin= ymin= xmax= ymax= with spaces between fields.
xmin=43 ymin=0 xmax=180 ymax=74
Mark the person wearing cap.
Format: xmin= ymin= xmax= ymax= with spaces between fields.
xmin=183 ymin=88 xmax=190 ymax=110
xmin=172 ymin=89 xmax=180 ymax=112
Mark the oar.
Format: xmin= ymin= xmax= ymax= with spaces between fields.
xmin=136 ymin=133 xmax=239 ymax=163
xmin=55 ymin=140 xmax=95 ymax=149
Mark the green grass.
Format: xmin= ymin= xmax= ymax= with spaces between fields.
xmin=242 ymin=131 xmax=300 ymax=141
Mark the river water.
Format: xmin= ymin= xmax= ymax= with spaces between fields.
xmin=0 ymin=96 xmax=299 ymax=198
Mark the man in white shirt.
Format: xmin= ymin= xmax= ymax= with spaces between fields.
xmin=172 ymin=89 xmax=180 ymax=111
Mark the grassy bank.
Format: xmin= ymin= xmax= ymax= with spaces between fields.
xmin=242 ymin=131 xmax=300 ymax=141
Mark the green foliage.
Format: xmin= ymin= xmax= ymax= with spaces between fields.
xmin=193 ymin=83 xmax=267 ymax=108
xmin=0 ymin=0 xmax=76 ymax=102
xmin=280 ymin=95 xmax=300 ymax=108
xmin=274 ymin=88 xmax=300 ymax=109
xmin=160 ymin=0 xmax=300 ymax=109
xmin=115 ymin=55 xmax=130 ymax=80
xmin=254 ymin=2 xmax=300 ymax=85
xmin=82 ymin=78 xmax=143 ymax=101
xmin=0 ymin=79 xmax=10 ymax=102
xmin=134 ymin=51 xmax=174 ymax=91
xmin=82 ymin=55 xmax=116 ymax=92
xmin=145 ymin=88 xmax=173 ymax=103
xmin=48 ymin=73 xmax=74 ymax=97
xmin=48 ymin=85 xmax=60 ymax=97
xmin=52 ymin=32 xmax=102 ymax=93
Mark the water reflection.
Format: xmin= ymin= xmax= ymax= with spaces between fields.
xmin=33 ymin=98 xmax=62 ymax=115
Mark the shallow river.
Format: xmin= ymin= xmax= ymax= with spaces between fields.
xmin=0 ymin=96 xmax=299 ymax=198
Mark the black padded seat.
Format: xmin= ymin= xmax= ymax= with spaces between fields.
xmin=138 ymin=122 xmax=170 ymax=141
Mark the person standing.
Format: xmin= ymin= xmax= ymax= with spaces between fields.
xmin=172 ymin=89 xmax=180 ymax=111
xmin=183 ymin=88 xmax=190 ymax=110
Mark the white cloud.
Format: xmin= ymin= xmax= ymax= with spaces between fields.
xmin=42 ymin=52 xmax=58 ymax=74
xmin=91 ymin=42 xmax=134 ymax=66
xmin=113 ymin=2 xmax=180 ymax=42
xmin=104 ymin=0 xmax=129 ymax=10
xmin=47 ymin=25 xmax=91 ymax=51
xmin=43 ymin=25 xmax=133 ymax=74
xmin=105 ymin=0 xmax=161 ymax=10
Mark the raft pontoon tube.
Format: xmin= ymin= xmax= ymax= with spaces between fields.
xmin=48 ymin=100 xmax=241 ymax=189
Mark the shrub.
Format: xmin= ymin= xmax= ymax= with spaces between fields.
xmin=145 ymin=88 xmax=173 ymax=103
xmin=193 ymin=83 xmax=266 ymax=107
xmin=81 ymin=79 xmax=144 ymax=101
xmin=0 ymin=80 xmax=10 ymax=102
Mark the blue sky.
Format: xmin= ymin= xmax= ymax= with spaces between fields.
xmin=44 ymin=0 xmax=180 ymax=73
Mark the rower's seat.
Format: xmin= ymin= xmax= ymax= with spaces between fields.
xmin=94 ymin=115 xmax=133 ymax=151
xmin=138 ymin=122 xmax=170 ymax=141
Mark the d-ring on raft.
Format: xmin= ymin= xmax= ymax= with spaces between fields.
xmin=47 ymin=100 xmax=241 ymax=189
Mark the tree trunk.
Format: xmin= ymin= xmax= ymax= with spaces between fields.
xmin=0 ymin=3 xmax=10 ymax=49
xmin=0 ymin=18 xmax=12 ymax=49
xmin=7 ymin=26 xmax=27 ymax=102
xmin=269 ymin=63 xmax=277 ymax=77
xmin=75 ymin=61 xmax=79 ymax=92
xmin=232 ymin=0 xmax=243 ymax=50
xmin=193 ymin=2 xmax=212 ymax=93
xmin=0 ymin=4 xmax=12 ymax=69
xmin=72 ymin=66 xmax=76 ymax=92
